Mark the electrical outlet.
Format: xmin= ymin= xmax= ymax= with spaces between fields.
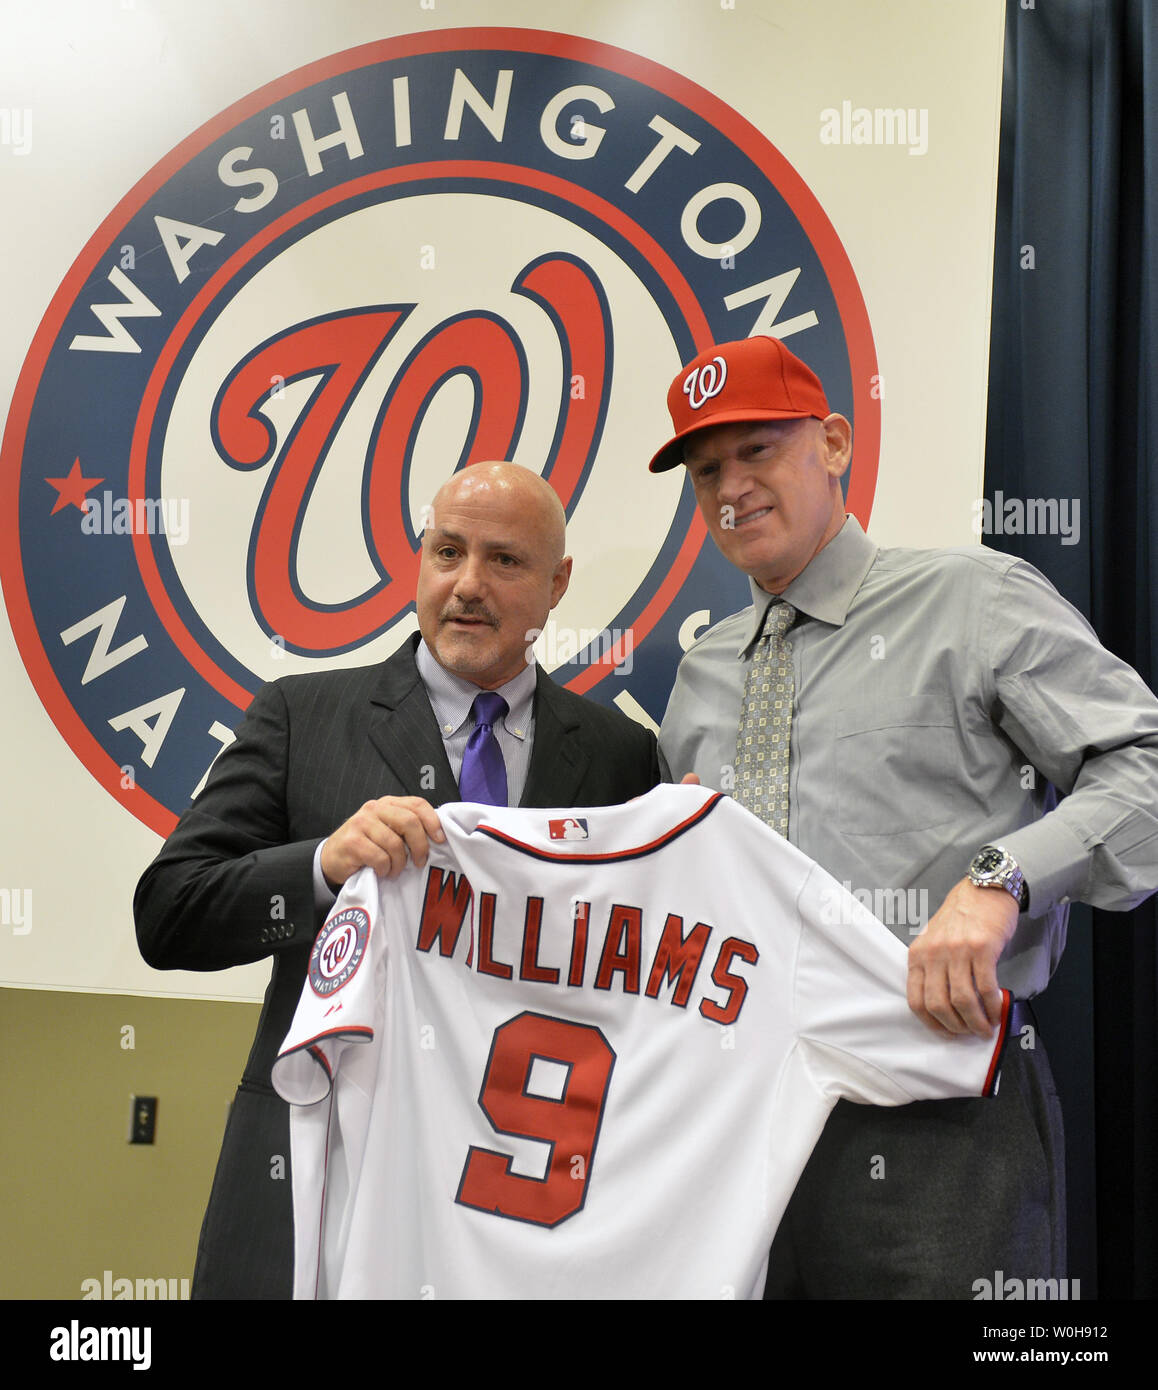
xmin=129 ymin=1095 xmax=157 ymax=1145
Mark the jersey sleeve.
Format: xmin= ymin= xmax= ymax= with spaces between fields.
xmin=790 ymin=862 xmax=1010 ymax=1105
xmin=272 ymin=866 xmax=384 ymax=1106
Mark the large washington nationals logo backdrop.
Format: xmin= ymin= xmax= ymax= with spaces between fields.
xmin=1 ymin=28 xmax=879 ymax=837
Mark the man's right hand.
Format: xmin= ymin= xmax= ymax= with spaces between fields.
xmin=320 ymin=796 xmax=445 ymax=887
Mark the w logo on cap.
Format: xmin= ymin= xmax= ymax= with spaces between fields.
xmin=682 ymin=357 xmax=728 ymax=411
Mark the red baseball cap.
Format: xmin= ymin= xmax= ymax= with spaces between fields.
xmin=648 ymin=335 xmax=831 ymax=473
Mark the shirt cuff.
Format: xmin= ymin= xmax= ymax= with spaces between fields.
xmin=312 ymin=841 xmax=338 ymax=911
xmin=998 ymin=816 xmax=1091 ymax=914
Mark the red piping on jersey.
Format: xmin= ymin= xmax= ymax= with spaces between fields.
xmin=982 ymin=990 xmax=1013 ymax=1096
xmin=285 ymin=1026 xmax=375 ymax=1074
xmin=313 ymin=1089 xmax=335 ymax=1300
xmin=474 ymin=791 xmax=726 ymax=863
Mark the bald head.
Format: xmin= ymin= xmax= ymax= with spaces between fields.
xmin=416 ymin=462 xmax=572 ymax=689
xmin=429 ymin=462 xmax=566 ymax=564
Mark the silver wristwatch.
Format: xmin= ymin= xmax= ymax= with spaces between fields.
xmin=968 ymin=845 xmax=1029 ymax=911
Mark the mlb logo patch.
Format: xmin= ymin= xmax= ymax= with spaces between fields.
xmin=549 ymin=817 xmax=589 ymax=841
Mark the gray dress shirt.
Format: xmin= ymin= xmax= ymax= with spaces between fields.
xmin=659 ymin=517 xmax=1158 ymax=997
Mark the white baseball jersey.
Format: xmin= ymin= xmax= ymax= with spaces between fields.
xmin=273 ymin=784 xmax=1009 ymax=1300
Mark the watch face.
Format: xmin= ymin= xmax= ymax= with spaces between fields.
xmin=973 ymin=847 xmax=1006 ymax=876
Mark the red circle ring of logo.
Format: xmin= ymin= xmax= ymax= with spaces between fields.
xmin=1 ymin=28 xmax=879 ymax=837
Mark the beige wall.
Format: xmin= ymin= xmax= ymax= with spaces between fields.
xmin=0 ymin=988 xmax=258 ymax=1299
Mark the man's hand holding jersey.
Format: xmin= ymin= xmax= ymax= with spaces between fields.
xmin=321 ymin=797 xmax=446 ymax=888
xmin=907 ymin=879 xmax=1019 ymax=1039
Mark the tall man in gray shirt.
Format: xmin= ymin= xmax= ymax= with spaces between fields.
xmin=652 ymin=335 xmax=1158 ymax=1298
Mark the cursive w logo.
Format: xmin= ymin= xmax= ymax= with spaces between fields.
xmin=214 ymin=253 xmax=611 ymax=656
xmin=682 ymin=357 xmax=727 ymax=411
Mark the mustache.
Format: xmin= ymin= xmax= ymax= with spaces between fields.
xmin=440 ymin=602 xmax=498 ymax=627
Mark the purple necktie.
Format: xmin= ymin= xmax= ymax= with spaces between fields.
xmin=459 ymin=691 xmax=509 ymax=805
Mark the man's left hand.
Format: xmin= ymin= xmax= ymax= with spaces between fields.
xmin=907 ymin=879 xmax=1018 ymax=1038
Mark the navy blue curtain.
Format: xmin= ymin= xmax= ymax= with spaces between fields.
xmin=985 ymin=0 xmax=1158 ymax=1298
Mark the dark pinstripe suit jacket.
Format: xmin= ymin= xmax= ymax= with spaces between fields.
xmin=134 ymin=635 xmax=660 ymax=1299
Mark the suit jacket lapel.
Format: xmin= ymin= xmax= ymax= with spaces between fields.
xmin=522 ymin=667 xmax=589 ymax=807
xmin=365 ymin=645 xmax=586 ymax=808
xmin=366 ymin=635 xmax=460 ymax=806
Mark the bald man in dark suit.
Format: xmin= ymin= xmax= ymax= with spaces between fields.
xmin=135 ymin=463 xmax=659 ymax=1298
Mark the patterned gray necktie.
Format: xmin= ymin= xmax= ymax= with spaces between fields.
xmin=733 ymin=600 xmax=796 ymax=836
